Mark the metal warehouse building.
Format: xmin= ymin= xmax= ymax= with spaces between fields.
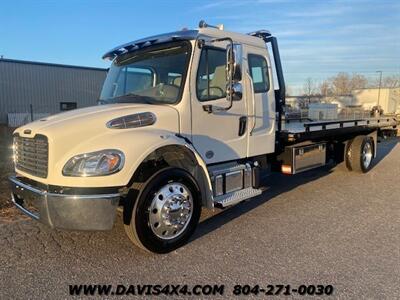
xmin=0 ymin=58 xmax=107 ymax=126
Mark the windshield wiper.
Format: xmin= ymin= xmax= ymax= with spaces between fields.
xmin=104 ymin=93 xmax=157 ymax=105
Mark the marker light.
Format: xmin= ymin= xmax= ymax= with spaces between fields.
xmin=281 ymin=165 xmax=292 ymax=175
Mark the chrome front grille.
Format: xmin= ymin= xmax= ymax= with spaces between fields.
xmin=13 ymin=134 xmax=49 ymax=178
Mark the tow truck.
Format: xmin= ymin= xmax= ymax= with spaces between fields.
xmin=10 ymin=21 xmax=398 ymax=253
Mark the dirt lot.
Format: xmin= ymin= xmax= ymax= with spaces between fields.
xmin=1 ymin=134 xmax=399 ymax=299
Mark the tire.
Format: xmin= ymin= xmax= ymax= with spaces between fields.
xmin=124 ymin=167 xmax=201 ymax=254
xmin=346 ymin=135 xmax=374 ymax=173
xmin=344 ymin=140 xmax=353 ymax=171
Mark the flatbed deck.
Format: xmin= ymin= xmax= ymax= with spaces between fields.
xmin=280 ymin=116 xmax=398 ymax=143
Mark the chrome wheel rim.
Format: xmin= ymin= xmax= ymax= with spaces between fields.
xmin=149 ymin=182 xmax=193 ymax=240
xmin=362 ymin=142 xmax=372 ymax=169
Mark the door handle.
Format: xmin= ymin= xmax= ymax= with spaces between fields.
xmin=238 ymin=116 xmax=247 ymax=136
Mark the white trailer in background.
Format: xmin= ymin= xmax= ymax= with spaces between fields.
xmin=308 ymin=103 xmax=338 ymax=120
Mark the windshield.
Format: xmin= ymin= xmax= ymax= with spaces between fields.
xmin=99 ymin=41 xmax=191 ymax=105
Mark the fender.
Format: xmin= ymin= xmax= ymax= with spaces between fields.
xmin=121 ymin=130 xmax=214 ymax=225
xmin=121 ymin=129 xmax=214 ymax=208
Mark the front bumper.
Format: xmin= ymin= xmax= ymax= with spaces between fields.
xmin=9 ymin=176 xmax=120 ymax=230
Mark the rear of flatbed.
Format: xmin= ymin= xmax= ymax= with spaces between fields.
xmin=274 ymin=116 xmax=398 ymax=175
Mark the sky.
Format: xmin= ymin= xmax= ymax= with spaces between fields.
xmin=0 ymin=0 xmax=399 ymax=93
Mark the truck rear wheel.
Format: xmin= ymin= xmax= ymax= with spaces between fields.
xmin=124 ymin=167 xmax=201 ymax=254
xmin=346 ymin=135 xmax=374 ymax=173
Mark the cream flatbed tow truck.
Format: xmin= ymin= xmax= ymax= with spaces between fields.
xmin=10 ymin=21 xmax=398 ymax=253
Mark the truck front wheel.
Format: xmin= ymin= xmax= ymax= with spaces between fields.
xmin=124 ymin=167 xmax=201 ymax=253
xmin=346 ymin=135 xmax=374 ymax=173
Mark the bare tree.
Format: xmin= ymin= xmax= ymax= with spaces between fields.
xmin=384 ymin=75 xmax=400 ymax=88
xmin=329 ymin=72 xmax=368 ymax=95
xmin=296 ymin=72 xmax=397 ymax=104
xmin=318 ymin=80 xmax=332 ymax=97
xmin=331 ymin=73 xmax=350 ymax=95
xmin=370 ymin=75 xmax=400 ymax=88
xmin=350 ymin=73 xmax=368 ymax=90
xmin=303 ymin=77 xmax=317 ymax=104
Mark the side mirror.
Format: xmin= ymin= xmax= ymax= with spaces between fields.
xmin=227 ymin=82 xmax=242 ymax=101
xmin=201 ymin=37 xmax=243 ymax=113
xmin=226 ymin=43 xmax=243 ymax=104
xmin=226 ymin=44 xmax=243 ymax=82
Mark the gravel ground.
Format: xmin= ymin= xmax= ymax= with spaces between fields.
xmin=0 ymin=138 xmax=399 ymax=299
xmin=0 ymin=126 xmax=14 ymax=210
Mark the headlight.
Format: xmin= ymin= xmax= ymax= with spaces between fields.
xmin=62 ymin=149 xmax=124 ymax=177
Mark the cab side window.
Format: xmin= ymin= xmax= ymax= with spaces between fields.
xmin=248 ymin=54 xmax=269 ymax=93
xmin=196 ymin=48 xmax=227 ymax=101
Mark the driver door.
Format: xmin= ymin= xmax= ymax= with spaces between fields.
xmin=190 ymin=46 xmax=247 ymax=164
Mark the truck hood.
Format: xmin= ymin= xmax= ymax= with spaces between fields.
xmin=13 ymin=103 xmax=181 ymax=186
xmin=15 ymin=103 xmax=180 ymax=138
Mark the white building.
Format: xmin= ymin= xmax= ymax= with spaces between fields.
xmin=352 ymin=88 xmax=400 ymax=114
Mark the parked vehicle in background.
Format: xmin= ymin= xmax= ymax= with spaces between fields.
xmin=370 ymin=105 xmax=384 ymax=117
xmin=9 ymin=21 xmax=398 ymax=253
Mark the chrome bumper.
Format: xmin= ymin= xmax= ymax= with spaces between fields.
xmin=9 ymin=176 xmax=120 ymax=230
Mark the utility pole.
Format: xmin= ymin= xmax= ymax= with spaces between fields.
xmin=376 ymin=70 xmax=382 ymax=107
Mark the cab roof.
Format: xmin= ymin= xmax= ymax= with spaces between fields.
xmin=102 ymin=27 xmax=268 ymax=60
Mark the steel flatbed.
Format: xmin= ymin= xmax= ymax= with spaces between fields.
xmin=279 ymin=116 xmax=398 ymax=144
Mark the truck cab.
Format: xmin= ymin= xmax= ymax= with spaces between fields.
xmin=99 ymin=26 xmax=280 ymax=165
xmin=10 ymin=22 xmax=394 ymax=253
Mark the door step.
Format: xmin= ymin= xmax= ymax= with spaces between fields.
xmin=213 ymin=187 xmax=262 ymax=208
